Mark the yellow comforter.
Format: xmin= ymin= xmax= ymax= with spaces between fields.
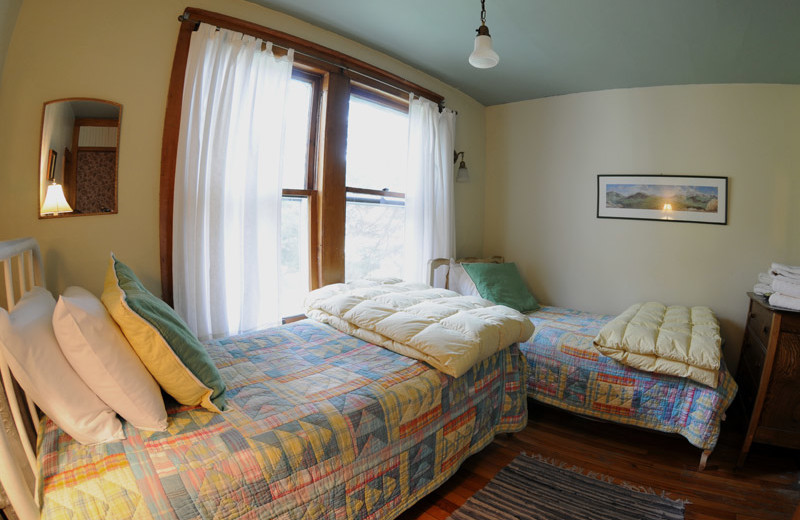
xmin=593 ymin=302 xmax=722 ymax=387
xmin=304 ymin=280 xmax=534 ymax=377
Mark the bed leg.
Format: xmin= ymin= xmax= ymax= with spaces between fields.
xmin=698 ymin=449 xmax=711 ymax=471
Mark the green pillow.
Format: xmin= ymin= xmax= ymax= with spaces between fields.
xmin=461 ymin=262 xmax=540 ymax=313
xmin=102 ymin=254 xmax=226 ymax=412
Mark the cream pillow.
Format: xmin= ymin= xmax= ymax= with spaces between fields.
xmin=53 ymin=286 xmax=168 ymax=431
xmin=0 ymin=287 xmax=124 ymax=445
xmin=448 ymin=259 xmax=480 ymax=296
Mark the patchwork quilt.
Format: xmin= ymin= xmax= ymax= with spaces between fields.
xmin=522 ymin=307 xmax=737 ymax=451
xmin=38 ymin=320 xmax=527 ymax=519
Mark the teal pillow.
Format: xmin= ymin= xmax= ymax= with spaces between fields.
xmin=103 ymin=255 xmax=226 ymax=412
xmin=461 ymin=262 xmax=540 ymax=313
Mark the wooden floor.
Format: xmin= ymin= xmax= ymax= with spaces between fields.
xmin=399 ymin=401 xmax=800 ymax=520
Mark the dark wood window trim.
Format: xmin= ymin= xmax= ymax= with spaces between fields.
xmin=159 ymin=8 xmax=443 ymax=305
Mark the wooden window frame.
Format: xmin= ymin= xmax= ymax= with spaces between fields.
xmin=159 ymin=7 xmax=443 ymax=305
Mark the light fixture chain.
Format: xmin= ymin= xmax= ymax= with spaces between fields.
xmin=480 ymin=0 xmax=487 ymax=25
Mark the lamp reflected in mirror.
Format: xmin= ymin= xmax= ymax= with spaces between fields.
xmin=41 ymin=182 xmax=73 ymax=215
xmin=39 ymin=98 xmax=121 ymax=218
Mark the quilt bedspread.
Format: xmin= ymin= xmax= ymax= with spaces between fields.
xmin=521 ymin=307 xmax=737 ymax=451
xmin=38 ymin=320 xmax=527 ymax=520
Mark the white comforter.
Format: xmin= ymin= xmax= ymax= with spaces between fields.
xmin=304 ymin=280 xmax=534 ymax=377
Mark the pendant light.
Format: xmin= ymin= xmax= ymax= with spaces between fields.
xmin=469 ymin=0 xmax=499 ymax=69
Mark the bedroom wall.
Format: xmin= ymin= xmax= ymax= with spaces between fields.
xmin=0 ymin=0 xmax=22 ymax=85
xmin=484 ymin=84 xmax=800 ymax=369
xmin=0 ymin=0 xmax=486 ymax=298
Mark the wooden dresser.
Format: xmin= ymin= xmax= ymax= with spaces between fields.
xmin=736 ymin=292 xmax=800 ymax=467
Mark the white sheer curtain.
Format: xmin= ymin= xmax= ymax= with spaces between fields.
xmin=173 ymin=23 xmax=294 ymax=340
xmin=403 ymin=96 xmax=457 ymax=283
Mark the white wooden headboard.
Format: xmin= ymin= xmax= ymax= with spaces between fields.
xmin=0 ymin=237 xmax=46 ymax=520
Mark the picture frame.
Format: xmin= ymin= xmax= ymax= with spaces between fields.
xmin=46 ymin=149 xmax=57 ymax=181
xmin=597 ymin=175 xmax=728 ymax=225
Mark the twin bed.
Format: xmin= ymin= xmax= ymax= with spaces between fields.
xmin=0 ymin=238 xmax=527 ymax=520
xmin=0 ymin=240 xmax=736 ymax=520
xmin=429 ymin=258 xmax=737 ymax=471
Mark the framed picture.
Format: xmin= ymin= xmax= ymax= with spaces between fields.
xmin=47 ymin=149 xmax=57 ymax=181
xmin=597 ymin=175 xmax=728 ymax=225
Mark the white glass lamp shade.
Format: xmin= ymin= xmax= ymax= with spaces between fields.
xmin=469 ymin=34 xmax=499 ymax=69
xmin=41 ymin=183 xmax=73 ymax=215
xmin=455 ymin=161 xmax=470 ymax=183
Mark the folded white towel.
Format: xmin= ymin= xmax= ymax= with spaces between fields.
xmin=771 ymin=262 xmax=800 ymax=280
xmin=758 ymin=272 xmax=774 ymax=284
xmin=772 ymin=277 xmax=800 ymax=299
xmin=754 ymin=283 xmax=773 ymax=296
xmin=769 ymin=292 xmax=800 ymax=311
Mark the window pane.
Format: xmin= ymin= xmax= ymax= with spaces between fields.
xmin=280 ymin=196 xmax=309 ymax=316
xmin=345 ymin=194 xmax=404 ymax=280
xmin=282 ymin=79 xmax=313 ymax=190
xmin=346 ymin=96 xmax=408 ymax=192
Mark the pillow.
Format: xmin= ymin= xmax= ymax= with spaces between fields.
xmin=53 ymin=286 xmax=168 ymax=431
xmin=101 ymin=254 xmax=226 ymax=412
xmin=461 ymin=262 xmax=540 ymax=313
xmin=448 ymin=259 xmax=480 ymax=296
xmin=0 ymin=287 xmax=124 ymax=444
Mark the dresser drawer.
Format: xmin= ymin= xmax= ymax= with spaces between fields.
xmin=747 ymin=299 xmax=774 ymax=348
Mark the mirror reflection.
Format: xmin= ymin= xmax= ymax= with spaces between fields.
xmin=39 ymin=99 xmax=121 ymax=218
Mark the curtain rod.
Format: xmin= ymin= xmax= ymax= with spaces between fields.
xmin=177 ymin=12 xmax=448 ymax=111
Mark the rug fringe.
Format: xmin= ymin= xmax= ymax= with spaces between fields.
xmin=520 ymin=451 xmax=690 ymax=506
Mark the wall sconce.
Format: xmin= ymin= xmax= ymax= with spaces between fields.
xmin=41 ymin=182 xmax=73 ymax=215
xmin=454 ymin=151 xmax=470 ymax=183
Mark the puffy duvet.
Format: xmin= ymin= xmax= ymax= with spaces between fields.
xmin=305 ymin=279 xmax=535 ymax=377
xmin=593 ymin=302 xmax=722 ymax=387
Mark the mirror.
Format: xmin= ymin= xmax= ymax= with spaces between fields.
xmin=39 ymin=98 xmax=121 ymax=218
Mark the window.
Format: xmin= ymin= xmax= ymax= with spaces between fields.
xmin=344 ymin=93 xmax=409 ymax=280
xmin=279 ymin=74 xmax=318 ymax=317
xmin=161 ymin=11 xmax=445 ymax=317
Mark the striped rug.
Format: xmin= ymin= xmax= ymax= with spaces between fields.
xmin=447 ymin=453 xmax=686 ymax=520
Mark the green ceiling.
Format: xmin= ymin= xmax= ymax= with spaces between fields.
xmin=247 ymin=0 xmax=800 ymax=106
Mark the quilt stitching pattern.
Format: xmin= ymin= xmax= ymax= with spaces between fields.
xmin=38 ymin=320 xmax=526 ymax=519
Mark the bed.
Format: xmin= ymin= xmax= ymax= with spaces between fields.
xmin=429 ymin=258 xmax=738 ymax=470
xmin=0 ymin=238 xmax=528 ymax=520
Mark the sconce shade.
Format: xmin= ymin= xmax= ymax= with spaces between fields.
xmin=456 ymin=160 xmax=470 ymax=183
xmin=469 ymin=33 xmax=500 ymax=69
xmin=41 ymin=183 xmax=73 ymax=215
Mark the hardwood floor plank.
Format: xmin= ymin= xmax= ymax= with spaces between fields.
xmin=398 ymin=402 xmax=800 ymax=520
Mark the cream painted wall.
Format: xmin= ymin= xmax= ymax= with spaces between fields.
xmin=0 ymin=0 xmax=485 ymax=299
xmin=485 ymin=84 xmax=800 ymax=369
xmin=0 ymin=0 xmax=22 ymax=85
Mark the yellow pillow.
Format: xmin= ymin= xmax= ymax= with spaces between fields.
xmin=101 ymin=254 xmax=226 ymax=413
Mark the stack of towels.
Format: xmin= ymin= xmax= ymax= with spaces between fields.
xmin=754 ymin=263 xmax=800 ymax=311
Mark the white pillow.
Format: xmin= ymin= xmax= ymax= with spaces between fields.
xmin=53 ymin=286 xmax=168 ymax=431
xmin=449 ymin=259 xmax=480 ymax=296
xmin=0 ymin=287 xmax=124 ymax=445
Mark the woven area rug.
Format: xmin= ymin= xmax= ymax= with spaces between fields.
xmin=447 ymin=453 xmax=686 ymax=520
